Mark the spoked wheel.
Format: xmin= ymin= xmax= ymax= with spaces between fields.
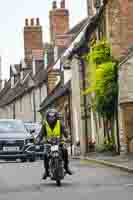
xmin=56 ymin=179 xmax=61 ymax=187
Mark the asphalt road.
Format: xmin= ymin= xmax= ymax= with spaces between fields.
xmin=0 ymin=159 xmax=132 ymax=200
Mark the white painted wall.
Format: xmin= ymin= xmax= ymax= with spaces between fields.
xmin=64 ymin=69 xmax=72 ymax=84
xmin=71 ymin=57 xmax=86 ymax=156
xmin=0 ymin=80 xmax=47 ymax=123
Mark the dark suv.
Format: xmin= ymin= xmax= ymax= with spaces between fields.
xmin=0 ymin=119 xmax=35 ymax=162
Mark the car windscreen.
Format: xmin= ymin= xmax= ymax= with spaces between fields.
xmin=24 ymin=123 xmax=41 ymax=132
xmin=0 ymin=121 xmax=27 ymax=133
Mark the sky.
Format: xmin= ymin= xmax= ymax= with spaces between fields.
xmin=0 ymin=0 xmax=87 ymax=79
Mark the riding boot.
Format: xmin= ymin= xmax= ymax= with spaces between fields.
xmin=62 ymin=147 xmax=72 ymax=175
xmin=42 ymin=169 xmax=49 ymax=180
xmin=42 ymin=155 xmax=49 ymax=179
xmin=64 ymin=163 xmax=72 ymax=175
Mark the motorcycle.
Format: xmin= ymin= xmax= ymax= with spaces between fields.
xmin=44 ymin=137 xmax=66 ymax=186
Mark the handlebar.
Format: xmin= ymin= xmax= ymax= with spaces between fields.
xmin=35 ymin=136 xmax=71 ymax=145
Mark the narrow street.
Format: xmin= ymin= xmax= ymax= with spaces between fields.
xmin=0 ymin=160 xmax=132 ymax=199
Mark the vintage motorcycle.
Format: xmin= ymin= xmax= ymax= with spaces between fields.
xmin=26 ymin=137 xmax=70 ymax=186
xmin=44 ymin=137 xmax=66 ymax=186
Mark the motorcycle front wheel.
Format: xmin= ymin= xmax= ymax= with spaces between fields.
xmin=56 ymin=179 xmax=61 ymax=186
xmin=54 ymin=158 xmax=62 ymax=186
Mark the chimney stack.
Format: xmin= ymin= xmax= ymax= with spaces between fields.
xmin=49 ymin=0 xmax=69 ymax=43
xmin=52 ymin=1 xmax=57 ymax=9
xmin=31 ymin=18 xmax=34 ymax=26
xmin=24 ymin=17 xmax=43 ymax=62
xmin=36 ymin=18 xmax=40 ymax=26
xmin=61 ymin=0 xmax=65 ymax=8
xmin=25 ymin=18 xmax=28 ymax=26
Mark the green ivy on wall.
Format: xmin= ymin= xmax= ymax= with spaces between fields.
xmin=84 ymin=39 xmax=119 ymax=146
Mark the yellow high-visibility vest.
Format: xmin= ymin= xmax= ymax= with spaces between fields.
xmin=44 ymin=120 xmax=61 ymax=138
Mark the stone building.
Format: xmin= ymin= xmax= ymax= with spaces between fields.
xmin=39 ymin=0 xmax=89 ymax=156
xmin=0 ymin=0 xmax=87 ymax=125
xmin=105 ymin=0 xmax=133 ymax=154
xmin=78 ymin=0 xmax=133 ymax=155
xmin=119 ymin=50 xmax=133 ymax=154
xmin=42 ymin=0 xmax=133 ymax=156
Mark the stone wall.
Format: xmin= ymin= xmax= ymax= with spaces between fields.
xmin=106 ymin=0 xmax=133 ymax=59
xmin=119 ymin=52 xmax=133 ymax=153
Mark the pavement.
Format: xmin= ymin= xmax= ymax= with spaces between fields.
xmin=0 ymin=160 xmax=132 ymax=199
xmin=73 ymin=153 xmax=133 ymax=173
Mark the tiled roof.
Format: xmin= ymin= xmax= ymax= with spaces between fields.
xmin=39 ymin=5 xmax=106 ymax=112
xmin=0 ymin=62 xmax=47 ymax=107
xmin=67 ymin=18 xmax=89 ymax=35
xmin=67 ymin=5 xmax=106 ymax=57
xmin=45 ymin=18 xmax=89 ymax=73
xmin=39 ymin=81 xmax=71 ymax=111
xmin=33 ymin=66 xmax=47 ymax=86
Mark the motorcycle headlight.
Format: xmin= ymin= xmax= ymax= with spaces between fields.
xmin=53 ymin=152 xmax=59 ymax=157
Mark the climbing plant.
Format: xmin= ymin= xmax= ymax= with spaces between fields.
xmin=84 ymin=39 xmax=119 ymax=145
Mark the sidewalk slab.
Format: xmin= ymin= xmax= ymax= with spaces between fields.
xmin=72 ymin=154 xmax=133 ymax=173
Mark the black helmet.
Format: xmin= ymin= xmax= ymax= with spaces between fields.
xmin=46 ymin=108 xmax=58 ymax=124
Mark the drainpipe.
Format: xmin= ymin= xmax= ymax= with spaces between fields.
xmin=13 ymin=102 xmax=16 ymax=119
xmin=80 ymin=57 xmax=88 ymax=154
xmin=68 ymin=92 xmax=73 ymax=156
xmin=33 ymin=89 xmax=36 ymax=122
xmin=115 ymin=63 xmax=120 ymax=154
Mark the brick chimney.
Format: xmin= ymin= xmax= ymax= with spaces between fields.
xmin=31 ymin=18 xmax=34 ymax=26
xmin=49 ymin=0 xmax=69 ymax=44
xmin=36 ymin=18 xmax=40 ymax=26
xmin=24 ymin=18 xmax=43 ymax=63
xmin=61 ymin=0 xmax=65 ymax=8
xmin=52 ymin=1 xmax=57 ymax=9
xmin=47 ymin=70 xmax=60 ymax=94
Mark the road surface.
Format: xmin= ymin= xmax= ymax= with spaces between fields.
xmin=0 ymin=160 xmax=132 ymax=199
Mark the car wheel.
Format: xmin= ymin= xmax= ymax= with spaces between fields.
xmin=21 ymin=158 xmax=27 ymax=162
xmin=29 ymin=155 xmax=36 ymax=162
xmin=29 ymin=158 xmax=35 ymax=162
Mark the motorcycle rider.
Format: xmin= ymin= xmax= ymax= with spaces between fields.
xmin=37 ymin=108 xmax=72 ymax=180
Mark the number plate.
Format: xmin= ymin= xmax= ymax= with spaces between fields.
xmin=3 ymin=147 xmax=20 ymax=152
xmin=51 ymin=145 xmax=58 ymax=152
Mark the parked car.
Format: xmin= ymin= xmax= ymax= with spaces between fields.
xmin=0 ymin=119 xmax=36 ymax=162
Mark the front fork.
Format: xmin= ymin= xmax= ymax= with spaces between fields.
xmin=49 ymin=154 xmax=64 ymax=180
